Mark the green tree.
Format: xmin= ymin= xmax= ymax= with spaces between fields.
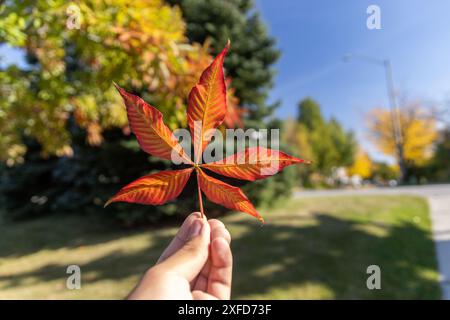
xmin=295 ymin=98 xmax=356 ymax=182
xmin=298 ymin=98 xmax=325 ymax=130
xmin=282 ymin=118 xmax=314 ymax=187
xmin=430 ymin=128 xmax=450 ymax=182
xmin=328 ymin=118 xmax=357 ymax=167
xmin=298 ymin=98 xmax=332 ymax=175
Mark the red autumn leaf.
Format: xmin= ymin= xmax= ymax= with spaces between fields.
xmin=105 ymin=168 xmax=193 ymax=206
xmin=106 ymin=41 xmax=310 ymax=222
xmin=202 ymin=147 xmax=311 ymax=181
xmin=188 ymin=40 xmax=229 ymax=163
xmin=114 ymin=83 xmax=191 ymax=164
xmin=196 ymin=168 xmax=263 ymax=222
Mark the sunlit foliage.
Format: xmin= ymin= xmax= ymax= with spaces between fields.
xmin=0 ymin=0 xmax=239 ymax=163
xmin=366 ymin=104 xmax=438 ymax=167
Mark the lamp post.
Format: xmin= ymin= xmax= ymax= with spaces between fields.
xmin=343 ymin=54 xmax=406 ymax=183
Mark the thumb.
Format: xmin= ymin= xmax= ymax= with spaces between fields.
xmin=156 ymin=217 xmax=210 ymax=282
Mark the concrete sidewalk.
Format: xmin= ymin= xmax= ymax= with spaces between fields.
xmin=294 ymin=184 xmax=450 ymax=299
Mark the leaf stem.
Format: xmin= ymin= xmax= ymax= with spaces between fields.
xmin=196 ymin=170 xmax=204 ymax=218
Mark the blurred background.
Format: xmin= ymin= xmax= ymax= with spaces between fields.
xmin=0 ymin=0 xmax=449 ymax=299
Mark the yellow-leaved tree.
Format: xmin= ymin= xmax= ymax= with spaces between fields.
xmin=347 ymin=150 xmax=373 ymax=179
xmin=366 ymin=104 xmax=438 ymax=170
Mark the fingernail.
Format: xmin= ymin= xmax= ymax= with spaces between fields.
xmin=189 ymin=219 xmax=203 ymax=239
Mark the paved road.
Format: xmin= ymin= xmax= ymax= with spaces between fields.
xmin=294 ymin=184 xmax=450 ymax=299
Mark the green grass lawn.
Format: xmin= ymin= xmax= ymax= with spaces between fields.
xmin=0 ymin=195 xmax=441 ymax=299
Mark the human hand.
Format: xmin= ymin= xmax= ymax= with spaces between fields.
xmin=127 ymin=212 xmax=232 ymax=300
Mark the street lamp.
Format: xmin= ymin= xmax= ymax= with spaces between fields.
xmin=343 ymin=53 xmax=406 ymax=182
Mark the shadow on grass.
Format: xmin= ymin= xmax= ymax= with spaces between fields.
xmin=0 ymin=212 xmax=441 ymax=299
xmin=231 ymin=214 xmax=440 ymax=299
xmin=0 ymin=213 xmax=184 ymax=259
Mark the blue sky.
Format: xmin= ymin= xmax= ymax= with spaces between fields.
xmin=255 ymin=0 xmax=450 ymax=162
xmin=2 ymin=0 xmax=450 ymax=162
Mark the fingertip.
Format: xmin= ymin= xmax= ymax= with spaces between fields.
xmin=211 ymin=237 xmax=232 ymax=267
xmin=208 ymin=219 xmax=225 ymax=229
xmin=189 ymin=212 xmax=202 ymax=219
xmin=188 ymin=216 xmax=210 ymax=243
xmin=209 ymin=220 xmax=231 ymax=244
xmin=181 ymin=212 xmax=201 ymax=229
xmin=201 ymin=218 xmax=211 ymax=241
xmin=177 ymin=212 xmax=202 ymax=241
